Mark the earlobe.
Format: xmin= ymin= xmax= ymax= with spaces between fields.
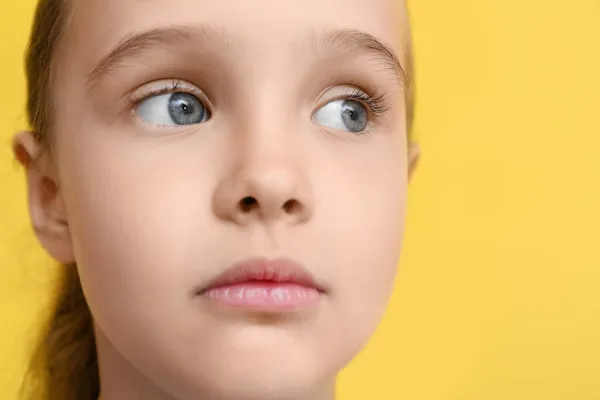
xmin=13 ymin=131 xmax=75 ymax=264
xmin=407 ymin=141 xmax=420 ymax=181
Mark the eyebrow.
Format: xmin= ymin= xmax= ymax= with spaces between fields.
xmin=86 ymin=25 xmax=407 ymax=89
xmin=316 ymin=28 xmax=407 ymax=87
xmin=86 ymin=26 xmax=222 ymax=89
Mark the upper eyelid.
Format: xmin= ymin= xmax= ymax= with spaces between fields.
xmin=132 ymin=81 xmax=376 ymax=103
xmin=314 ymin=86 xmax=389 ymax=115
xmin=130 ymin=79 xmax=206 ymax=104
xmin=314 ymin=86 xmax=369 ymax=107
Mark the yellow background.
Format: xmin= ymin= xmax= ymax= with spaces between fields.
xmin=1 ymin=1 xmax=599 ymax=399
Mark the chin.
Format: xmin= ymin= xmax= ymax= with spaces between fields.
xmin=163 ymin=329 xmax=340 ymax=400
xmin=178 ymin=323 xmax=330 ymax=396
xmin=173 ymin=356 xmax=332 ymax=400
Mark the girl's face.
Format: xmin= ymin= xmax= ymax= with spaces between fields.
xmin=30 ymin=0 xmax=417 ymax=398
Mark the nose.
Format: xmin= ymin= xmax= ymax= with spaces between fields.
xmin=212 ymin=152 xmax=314 ymax=226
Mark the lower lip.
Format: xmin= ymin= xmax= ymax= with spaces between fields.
xmin=202 ymin=282 xmax=321 ymax=311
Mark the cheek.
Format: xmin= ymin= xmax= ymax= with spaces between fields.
xmin=335 ymin=184 xmax=405 ymax=323
xmin=306 ymin=142 xmax=408 ymax=359
xmin=55 ymin=127 xmax=225 ymax=333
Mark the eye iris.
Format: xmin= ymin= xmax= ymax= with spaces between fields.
xmin=341 ymin=100 xmax=368 ymax=132
xmin=167 ymin=92 xmax=206 ymax=125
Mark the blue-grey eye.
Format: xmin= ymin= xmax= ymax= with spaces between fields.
xmin=312 ymin=99 xmax=368 ymax=133
xmin=136 ymin=92 xmax=210 ymax=126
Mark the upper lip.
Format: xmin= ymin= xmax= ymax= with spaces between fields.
xmin=198 ymin=257 xmax=326 ymax=294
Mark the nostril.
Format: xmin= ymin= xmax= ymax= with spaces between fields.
xmin=283 ymin=199 xmax=301 ymax=214
xmin=237 ymin=197 xmax=302 ymax=216
xmin=239 ymin=196 xmax=258 ymax=213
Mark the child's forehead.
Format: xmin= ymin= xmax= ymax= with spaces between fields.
xmin=68 ymin=0 xmax=407 ymax=54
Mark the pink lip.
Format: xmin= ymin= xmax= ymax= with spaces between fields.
xmin=198 ymin=258 xmax=325 ymax=311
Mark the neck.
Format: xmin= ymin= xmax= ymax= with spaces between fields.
xmin=99 ymin=388 xmax=335 ymax=400
xmin=95 ymin=328 xmax=337 ymax=400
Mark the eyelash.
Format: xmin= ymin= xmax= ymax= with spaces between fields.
xmin=131 ymin=80 xmax=205 ymax=108
xmin=131 ymin=80 xmax=390 ymax=121
xmin=331 ymin=88 xmax=390 ymax=121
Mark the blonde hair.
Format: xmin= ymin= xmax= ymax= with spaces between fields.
xmin=20 ymin=1 xmax=99 ymax=399
xmin=19 ymin=1 xmax=415 ymax=399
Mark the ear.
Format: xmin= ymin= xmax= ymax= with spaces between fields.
xmin=13 ymin=131 xmax=75 ymax=264
xmin=407 ymin=140 xmax=420 ymax=181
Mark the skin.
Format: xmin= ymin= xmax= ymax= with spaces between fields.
xmin=14 ymin=0 xmax=419 ymax=399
